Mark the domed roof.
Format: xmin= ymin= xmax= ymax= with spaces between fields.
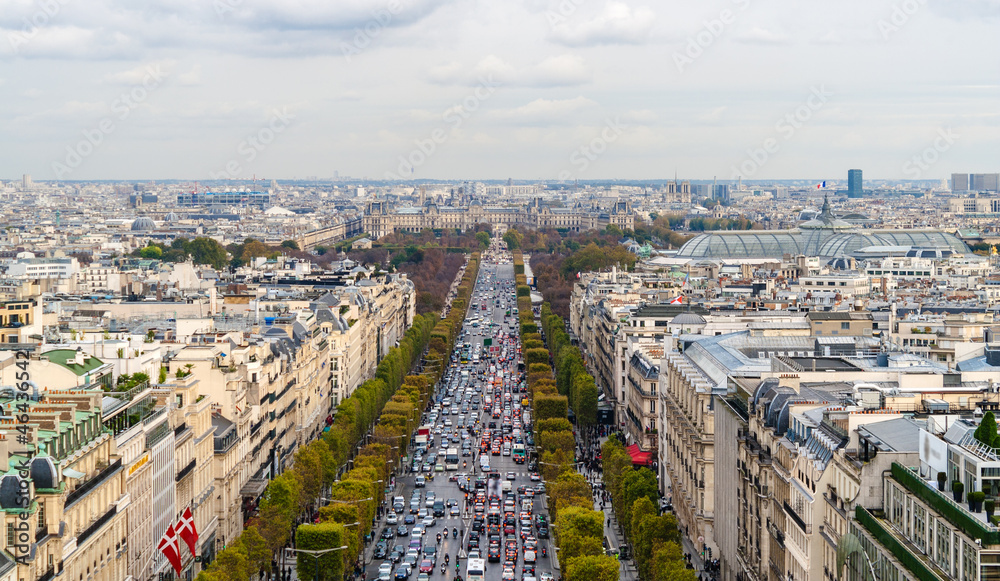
xmin=0 ymin=475 xmax=24 ymax=509
xmin=799 ymin=196 xmax=852 ymax=230
xmin=131 ymin=217 xmax=156 ymax=231
xmin=30 ymin=456 xmax=57 ymax=489
xmin=164 ymin=212 xmax=179 ymax=222
xmin=676 ymin=231 xmax=802 ymax=258
xmin=817 ymin=233 xmax=892 ymax=257
xmin=671 ymin=312 xmax=705 ymax=325
xmin=826 ymin=257 xmax=854 ymax=270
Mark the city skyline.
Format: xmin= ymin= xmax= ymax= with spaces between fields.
xmin=1 ymin=0 xmax=997 ymax=181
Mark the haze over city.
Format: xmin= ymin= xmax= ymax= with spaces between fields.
xmin=2 ymin=0 xmax=998 ymax=181
xmin=6 ymin=3 xmax=1000 ymax=581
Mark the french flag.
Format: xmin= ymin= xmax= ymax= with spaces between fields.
xmin=816 ymin=181 xmax=826 ymax=189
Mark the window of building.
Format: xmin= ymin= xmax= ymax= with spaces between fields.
xmin=841 ymin=322 xmax=850 ymax=330
xmin=913 ymin=504 xmax=926 ymax=552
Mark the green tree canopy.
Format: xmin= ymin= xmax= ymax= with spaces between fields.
xmin=503 ymin=228 xmax=523 ymax=250
xmin=196 ymin=543 xmax=250 ymax=581
xmin=139 ymin=244 xmax=162 ymax=259
xmin=296 ymin=523 xmax=348 ymax=581
xmin=187 ymin=237 xmax=229 ymax=269
xmin=976 ymin=411 xmax=999 ymax=448
xmin=565 ymin=555 xmax=620 ymax=581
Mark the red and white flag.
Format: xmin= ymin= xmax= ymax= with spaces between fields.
xmin=158 ymin=524 xmax=183 ymax=576
xmin=176 ymin=507 xmax=199 ymax=555
xmin=670 ymin=295 xmax=683 ymax=305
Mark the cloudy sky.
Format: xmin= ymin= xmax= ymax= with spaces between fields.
xmin=1 ymin=0 xmax=998 ymax=182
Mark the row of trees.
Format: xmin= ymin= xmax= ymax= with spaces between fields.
xmin=602 ymin=440 xmax=694 ymax=581
xmin=510 ymin=250 xmax=620 ymax=581
xmin=539 ymin=303 xmax=597 ymax=428
xmin=135 ymin=237 xmax=230 ymax=269
xmin=136 ymin=237 xmax=311 ymax=270
xmin=341 ymin=230 xmax=489 ymax=315
xmin=513 ymin=251 xmax=572 ymax=484
xmin=501 ymin=226 xmax=638 ymax=319
xmin=426 ymin=252 xmax=481 ymax=368
xmin=197 ymin=311 xmax=440 ymax=581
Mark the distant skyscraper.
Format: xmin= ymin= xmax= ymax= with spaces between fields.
xmin=971 ymin=173 xmax=1000 ymax=192
xmin=847 ymin=169 xmax=863 ymax=198
xmin=952 ymin=173 xmax=970 ymax=192
xmin=712 ymin=184 xmax=730 ymax=202
xmin=21 ymin=174 xmax=31 ymax=190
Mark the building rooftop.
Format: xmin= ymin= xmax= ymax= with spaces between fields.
xmin=43 ymin=348 xmax=106 ymax=376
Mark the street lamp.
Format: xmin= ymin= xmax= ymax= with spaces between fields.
xmin=458 ymin=515 xmax=473 ymax=560
xmin=285 ymin=544 xmax=349 ymax=581
xmin=321 ymin=497 xmax=374 ymax=506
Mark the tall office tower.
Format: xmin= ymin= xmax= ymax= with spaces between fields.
xmin=712 ymin=184 xmax=730 ymax=202
xmin=847 ymin=169 xmax=863 ymax=198
xmin=971 ymin=173 xmax=1000 ymax=192
xmin=952 ymin=173 xmax=970 ymax=192
xmin=21 ymin=174 xmax=31 ymax=189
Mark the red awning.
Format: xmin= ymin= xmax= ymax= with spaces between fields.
xmin=627 ymin=443 xmax=653 ymax=466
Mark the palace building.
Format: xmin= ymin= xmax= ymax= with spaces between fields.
xmin=363 ymin=198 xmax=634 ymax=238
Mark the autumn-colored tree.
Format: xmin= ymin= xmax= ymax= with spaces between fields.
xmin=240 ymin=525 xmax=271 ymax=575
xmin=549 ymin=471 xmax=592 ymax=521
xmin=196 ymin=543 xmax=250 ymax=581
xmin=537 ymin=429 xmax=575 ymax=455
xmin=565 ymin=554 xmax=620 ymax=581
xmin=257 ymin=473 xmax=300 ymax=556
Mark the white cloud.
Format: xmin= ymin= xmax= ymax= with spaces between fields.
xmin=0 ymin=0 xmax=997 ymax=180
xmin=103 ymin=61 xmax=176 ymax=85
xmin=490 ymin=97 xmax=598 ymax=124
xmin=525 ymin=54 xmax=591 ymax=86
xmin=550 ymin=2 xmax=655 ymax=46
xmin=736 ymin=27 xmax=788 ymax=45
xmin=428 ymin=54 xmax=589 ymax=87
xmin=177 ymin=65 xmax=202 ymax=86
xmin=622 ymin=109 xmax=657 ymax=123
xmin=698 ymin=107 xmax=727 ymax=123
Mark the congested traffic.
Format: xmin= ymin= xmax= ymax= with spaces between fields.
xmin=369 ymin=243 xmax=552 ymax=581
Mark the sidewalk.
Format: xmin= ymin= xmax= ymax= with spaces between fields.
xmin=575 ymin=434 xmax=639 ymax=580
xmin=286 ymin=479 xmax=403 ymax=581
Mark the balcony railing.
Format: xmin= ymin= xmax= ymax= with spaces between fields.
xmin=890 ymin=462 xmax=1000 ymax=544
xmin=854 ymin=506 xmax=946 ymax=581
xmin=783 ymin=501 xmax=811 ymax=534
xmin=65 ymin=459 xmax=123 ymax=509
xmin=77 ymin=505 xmax=117 ymax=545
xmin=215 ymin=427 xmax=239 ymax=455
xmin=175 ymin=459 xmax=196 ymax=482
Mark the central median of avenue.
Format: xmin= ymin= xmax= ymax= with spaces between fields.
xmin=195 ymin=254 xmax=482 ymax=581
